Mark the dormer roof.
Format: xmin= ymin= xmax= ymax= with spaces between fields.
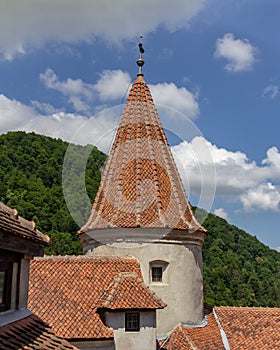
xmin=97 ymin=272 xmax=166 ymax=310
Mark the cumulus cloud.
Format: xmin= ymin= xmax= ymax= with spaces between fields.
xmin=94 ymin=70 xmax=131 ymax=101
xmin=0 ymin=93 xmax=118 ymax=153
xmin=40 ymin=69 xmax=131 ymax=112
xmin=172 ymin=136 xmax=280 ymax=213
xmin=150 ymin=83 xmax=199 ymax=119
xmin=0 ymin=1 xmax=205 ymax=60
xmin=240 ymin=183 xmax=280 ymax=213
xmin=214 ymin=208 xmax=229 ymax=221
xmin=0 ymin=94 xmax=38 ymax=131
xmin=262 ymin=84 xmax=279 ymax=99
xmin=214 ymin=33 xmax=258 ymax=72
xmin=40 ymin=69 xmax=93 ymax=98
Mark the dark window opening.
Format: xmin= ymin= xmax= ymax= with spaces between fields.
xmin=125 ymin=312 xmax=140 ymax=331
xmin=0 ymin=261 xmax=13 ymax=312
xmin=152 ymin=267 xmax=162 ymax=282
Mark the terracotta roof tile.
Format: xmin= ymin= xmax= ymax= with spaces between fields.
xmin=160 ymin=306 xmax=280 ymax=349
xmin=28 ymin=256 xmax=146 ymax=339
xmin=159 ymin=307 xmax=224 ymax=350
xmin=0 ymin=314 xmax=78 ymax=350
xmin=97 ymin=273 xmax=166 ymax=310
xmin=216 ymin=306 xmax=280 ymax=349
xmin=80 ymin=76 xmax=206 ymax=235
xmin=0 ymin=202 xmax=49 ymax=246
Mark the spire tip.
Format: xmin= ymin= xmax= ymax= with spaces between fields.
xmin=137 ymin=34 xmax=145 ymax=76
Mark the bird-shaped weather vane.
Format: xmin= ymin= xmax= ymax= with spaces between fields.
xmin=137 ymin=34 xmax=145 ymax=76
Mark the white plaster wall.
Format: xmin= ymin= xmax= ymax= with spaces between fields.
xmin=88 ymin=240 xmax=204 ymax=336
xmin=105 ymin=311 xmax=157 ymax=350
xmin=18 ymin=257 xmax=30 ymax=309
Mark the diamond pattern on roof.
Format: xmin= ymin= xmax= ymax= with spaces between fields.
xmin=80 ymin=76 xmax=206 ymax=234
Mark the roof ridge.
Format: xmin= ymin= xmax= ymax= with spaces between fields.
xmin=35 ymin=255 xmax=138 ymax=261
xmin=216 ymin=306 xmax=280 ymax=311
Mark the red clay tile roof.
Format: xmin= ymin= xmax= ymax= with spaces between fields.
xmin=159 ymin=306 xmax=280 ymax=349
xmin=158 ymin=307 xmax=224 ymax=350
xmin=28 ymin=256 xmax=149 ymax=339
xmin=0 ymin=314 xmax=78 ymax=350
xmin=0 ymin=202 xmax=49 ymax=246
xmin=215 ymin=306 xmax=280 ymax=350
xmin=80 ymin=75 xmax=206 ymax=235
xmin=97 ymin=272 xmax=166 ymax=310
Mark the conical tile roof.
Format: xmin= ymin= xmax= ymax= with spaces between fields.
xmin=80 ymin=74 xmax=206 ymax=237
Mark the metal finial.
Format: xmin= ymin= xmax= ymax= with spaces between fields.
xmin=137 ymin=34 xmax=145 ymax=76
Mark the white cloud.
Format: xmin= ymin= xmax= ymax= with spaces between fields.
xmin=240 ymin=183 xmax=280 ymax=213
xmin=0 ymin=1 xmax=205 ymax=60
xmin=0 ymin=94 xmax=37 ymax=131
xmin=262 ymin=146 xmax=280 ymax=172
xmin=214 ymin=208 xmax=229 ymax=221
xmin=214 ymin=33 xmax=258 ymax=72
xmin=40 ymin=69 xmax=95 ymax=112
xmin=0 ymin=93 xmax=118 ymax=153
xmin=172 ymin=136 xmax=280 ymax=213
xmin=40 ymin=69 xmax=93 ymax=98
xmin=95 ymin=70 xmax=131 ymax=101
xmin=276 ymin=246 xmax=280 ymax=253
xmin=40 ymin=69 xmax=131 ymax=112
xmin=262 ymin=84 xmax=279 ymax=99
xmin=150 ymin=83 xmax=199 ymax=119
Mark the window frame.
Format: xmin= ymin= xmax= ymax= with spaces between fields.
xmin=125 ymin=312 xmax=140 ymax=332
xmin=150 ymin=260 xmax=169 ymax=285
xmin=151 ymin=266 xmax=163 ymax=282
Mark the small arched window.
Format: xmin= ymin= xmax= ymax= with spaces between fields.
xmin=149 ymin=260 xmax=169 ymax=284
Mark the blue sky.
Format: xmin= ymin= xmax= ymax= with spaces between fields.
xmin=0 ymin=0 xmax=279 ymax=251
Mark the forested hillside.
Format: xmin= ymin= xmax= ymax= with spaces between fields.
xmin=0 ymin=131 xmax=279 ymax=307
xmin=196 ymin=208 xmax=280 ymax=307
xmin=0 ymin=131 xmax=106 ymax=255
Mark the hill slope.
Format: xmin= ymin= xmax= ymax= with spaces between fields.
xmin=0 ymin=131 xmax=106 ymax=255
xmin=0 ymin=131 xmax=279 ymax=307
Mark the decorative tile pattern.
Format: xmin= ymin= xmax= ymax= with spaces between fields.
xmin=98 ymin=273 xmax=166 ymax=310
xmin=0 ymin=314 xmax=78 ymax=350
xmin=0 ymin=202 xmax=49 ymax=245
xmin=28 ymin=256 xmax=160 ymax=339
xmin=80 ymin=76 xmax=206 ymax=234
